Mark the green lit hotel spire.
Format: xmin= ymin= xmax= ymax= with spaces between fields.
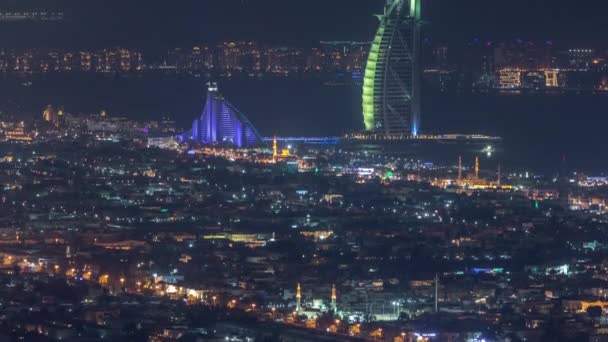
xmin=363 ymin=0 xmax=422 ymax=136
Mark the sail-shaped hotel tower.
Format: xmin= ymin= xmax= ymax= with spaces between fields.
xmin=362 ymin=0 xmax=422 ymax=137
xmin=185 ymin=83 xmax=262 ymax=148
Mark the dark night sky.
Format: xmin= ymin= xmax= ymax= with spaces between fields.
xmin=0 ymin=0 xmax=607 ymax=49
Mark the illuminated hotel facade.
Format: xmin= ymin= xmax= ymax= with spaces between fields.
xmin=186 ymin=83 xmax=262 ymax=148
xmin=362 ymin=0 xmax=422 ymax=137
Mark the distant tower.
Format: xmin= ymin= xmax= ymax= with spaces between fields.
xmin=475 ymin=157 xmax=479 ymax=179
xmin=273 ymin=135 xmax=278 ymax=162
xmin=296 ymin=283 xmax=302 ymax=313
xmin=458 ymin=156 xmax=462 ymax=181
xmin=331 ymin=284 xmax=337 ymax=312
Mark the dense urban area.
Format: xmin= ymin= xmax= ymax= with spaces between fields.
xmin=1 ymin=105 xmax=608 ymax=341
xmin=3 ymin=0 xmax=608 ymax=341
xmin=0 ymin=41 xmax=608 ymax=92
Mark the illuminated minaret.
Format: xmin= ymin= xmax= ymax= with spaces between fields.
xmin=497 ymin=164 xmax=501 ymax=186
xmin=296 ymin=283 xmax=302 ymax=313
xmin=475 ymin=157 xmax=479 ymax=179
xmin=331 ymin=284 xmax=337 ymax=312
xmin=559 ymin=155 xmax=569 ymax=208
xmin=434 ymin=273 xmax=439 ymax=313
xmin=457 ymin=156 xmax=462 ymax=181
xmin=273 ymin=135 xmax=278 ymax=163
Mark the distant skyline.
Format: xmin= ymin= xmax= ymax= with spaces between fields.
xmin=0 ymin=0 xmax=607 ymax=49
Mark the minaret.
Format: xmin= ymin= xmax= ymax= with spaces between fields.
xmin=558 ymin=155 xmax=569 ymax=208
xmin=457 ymin=156 xmax=462 ymax=181
xmin=434 ymin=273 xmax=439 ymax=313
xmin=475 ymin=157 xmax=479 ymax=179
xmin=497 ymin=164 xmax=501 ymax=186
xmin=296 ymin=283 xmax=302 ymax=313
xmin=273 ymin=135 xmax=278 ymax=163
xmin=331 ymin=284 xmax=337 ymax=312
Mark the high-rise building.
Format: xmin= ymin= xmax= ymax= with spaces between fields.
xmin=362 ymin=0 xmax=422 ymax=136
xmin=320 ymin=41 xmax=369 ymax=73
xmin=565 ymin=49 xmax=595 ymax=69
xmin=521 ymin=71 xmax=546 ymax=89
xmin=186 ymin=83 xmax=262 ymax=148
xmin=43 ymin=104 xmax=56 ymax=122
xmin=432 ymin=45 xmax=449 ymax=68
xmin=545 ymin=69 xmax=559 ymax=88
xmin=119 ymin=49 xmax=131 ymax=72
xmin=80 ymin=52 xmax=92 ymax=72
xmin=0 ymin=12 xmax=64 ymax=22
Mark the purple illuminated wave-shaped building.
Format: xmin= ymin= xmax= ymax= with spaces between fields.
xmin=182 ymin=83 xmax=262 ymax=148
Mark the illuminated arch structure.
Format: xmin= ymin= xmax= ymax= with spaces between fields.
xmin=184 ymin=83 xmax=262 ymax=148
xmin=362 ymin=0 xmax=422 ymax=137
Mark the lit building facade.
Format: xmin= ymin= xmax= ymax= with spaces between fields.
xmin=544 ymin=69 xmax=559 ymax=87
xmin=497 ymin=68 xmax=522 ymax=88
xmin=186 ymin=83 xmax=262 ymax=148
xmin=362 ymin=0 xmax=422 ymax=136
